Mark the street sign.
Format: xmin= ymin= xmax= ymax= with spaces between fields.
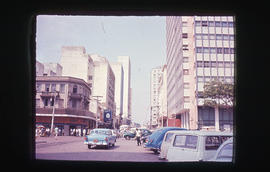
xmin=103 ymin=109 xmax=112 ymax=123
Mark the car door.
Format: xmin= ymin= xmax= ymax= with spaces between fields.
xmin=160 ymin=132 xmax=174 ymax=159
xmin=167 ymin=134 xmax=199 ymax=162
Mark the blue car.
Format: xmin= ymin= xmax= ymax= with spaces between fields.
xmin=84 ymin=128 xmax=116 ymax=149
xmin=144 ymin=127 xmax=186 ymax=154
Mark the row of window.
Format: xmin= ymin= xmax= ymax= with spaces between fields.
xmin=196 ymin=47 xmax=235 ymax=54
xmin=197 ymin=76 xmax=234 ymax=83
xmin=196 ymin=61 xmax=234 ymax=68
xmin=196 ymin=34 xmax=234 ymax=40
xmin=195 ymin=21 xmax=234 ymax=27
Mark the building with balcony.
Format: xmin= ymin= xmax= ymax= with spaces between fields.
xmin=36 ymin=76 xmax=96 ymax=136
xmin=166 ymin=16 xmax=235 ymax=131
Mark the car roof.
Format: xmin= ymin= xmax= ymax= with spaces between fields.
xmin=165 ymin=130 xmax=233 ymax=136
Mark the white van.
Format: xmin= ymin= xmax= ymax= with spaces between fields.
xmin=166 ymin=130 xmax=232 ymax=162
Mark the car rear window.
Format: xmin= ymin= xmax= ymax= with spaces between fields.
xmin=173 ymin=135 xmax=198 ymax=149
xmin=164 ymin=133 xmax=174 ymax=143
xmin=205 ymin=136 xmax=231 ymax=150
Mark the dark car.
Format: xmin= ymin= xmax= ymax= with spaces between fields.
xmin=144 ymin=127 xmax=186 ymax=154
xmin=123 ymin=128 xmax=152 ymax=140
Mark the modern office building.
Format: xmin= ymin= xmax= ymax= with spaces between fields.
xmin=150 ymin=66 xmax=162 ymax=128
xmin=166 ymin=16 xmax=235 ymax=130
xmin=91 ymin=54 xmax=116 ymax=128
xmin=117 ymin=56 xmax=131 ymax=125
xmin=110 ymin=62 xmax=124 ymax=128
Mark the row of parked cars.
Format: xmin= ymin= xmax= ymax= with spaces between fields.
xmin=143 ymin=127 xmax=233 ymax=162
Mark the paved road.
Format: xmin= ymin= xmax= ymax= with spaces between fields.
xmin=36 ymin=136 xmax=165 ymax=162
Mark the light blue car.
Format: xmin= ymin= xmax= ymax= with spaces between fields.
xmin=84 ymin=128 xmax=116 ymax=149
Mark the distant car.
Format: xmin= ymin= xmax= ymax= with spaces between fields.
xmin=209 ymin=137 xmax=233 ymax=162
xmin=144 ymin=127 xmax=187 ymax=154
xmin=166 ymin=130 xmax=232 ymax=162
xmin=123 ymin=128 xmax=152 ymax=140
xmin=84 ymin=128 xmax=116 ymax=149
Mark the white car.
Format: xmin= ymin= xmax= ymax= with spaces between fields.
xmin=166 ymin=130 xmax=232 ymax=162
xmin=159 ymin=130 xmax=180 ymax=160
xmin=209 ymin=137 xmax=234 ymax=162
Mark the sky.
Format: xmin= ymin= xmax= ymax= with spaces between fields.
xmin=36 ymin=15 xmax=166 ymax=125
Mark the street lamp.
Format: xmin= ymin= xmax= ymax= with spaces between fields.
xmin=50 ymin=91 xmax=59 ymax=136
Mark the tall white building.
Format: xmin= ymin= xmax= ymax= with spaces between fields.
xmin=150 ymin=66 xmax=162 ymax=128
xmin=60 ymin=46 xmax=94 ymax=88
xmin=166 ymin=16 xmax=235 ymax=130
xmin=110 ymin=62 xmax=124 ymax=128
xmin=117 ymin=56 xmax=131 ymax=125
xmin=91 ymin=54 xmax=116 ymax=127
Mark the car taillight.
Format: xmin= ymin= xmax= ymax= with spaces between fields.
xmin=84 ymin=137 xmax=87 ymax=141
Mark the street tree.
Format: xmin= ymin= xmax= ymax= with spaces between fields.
xmin=202 ymin=79 xmax=234 ymax=131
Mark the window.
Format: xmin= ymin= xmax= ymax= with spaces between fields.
xmin=224 ymin=48 xmax=230 ymax=54
xmin=45 ymin=84 xmax=50 ymax=92
xmin=184 ymin=96 xmax=190 ymax=102
xmin=215 ymin=21 xmax=221 ymax=27
xmin=228 ymin=22 xmax=234 ymax=27
xmin=229 ymin=35 xmax=234 ymax=40
xmin=183 ymin=69 xmax=189 ymax=75
xmin=73 ymin=85 xmax=77 ymax=93
xmin=217 ymin=143 xmax=233 ymax=160
xmin=182 ymin=33 xmax=188 ymax=38
xmin=204 ymin=61 xmax=210 ymax=67
xmin=184 ymin=83 xmax=190 ymax=89
xmin=211 ymin=61 xmax=217 ymax=67
xmin=197 ymin=76 xmax=204 ymax=82
xmin=44 ymin=98 xmax=49 ymax=106
xmin=210 ymin=48 xmax=216 ymax=54
xmin=183 ymin=57 xmax=189 ymax=62
xmin=208 ymin=21 xmax=215 ymax=27
xmin=51 ymin=84 xmax=56 ymax=92
xmin=196 ymin=34 xmax=202 ymax=40
xmin=209 ymin=34 xmax=215 ymax=40
xmin=173 ymin=135 xmax=198 ymax=149
xmin=202 ymin=34 xmax=208 ymax=40
xmin=36 ymin=83 xmax=41 ymax=92
xmin=202 ymin=21 xmax=208 ymax=27
xmin=196 ymin=47 xmax=203 ymax=53
xmin=182 ymin=22 xmax=187 ymax=27
xmin=60 ymin=84 xmax=65 ymax=93
xmin=216 ymin=34 xmax=222 ymax=40
xmin=88 ymin=75 xmax=93 ymax=80
xmin=222 ymin=22 xmax=228 ymax=27
xmin=230 ymin=48 xmax=235 ymax=54
xmin=183 ymin=44 xmax=189 ymax=51
xmin=224 ymin=62 xmax=231 ymax=68
xmin=217 ymin=48 xmax=223 ymax=54
xmin=218 ymin=62 xmax=224 ymax=67
xmin=203 ymin=47 xmax=209 ymax=53
xmin=72 ymin=99 xmax=76 ymax=108
xmin=205 ymin=136 xmax=231 ymax=150
xmin=165 ymin=133 xmax=174 ymax=143
xmin=195 ymin=21 xmax=201 ymax=26
xmin=58 ymin=99 xmax=64 ymax=108
xmin=197 ymin=61 xmax=203 ymax=67
xmin=223 ymin=35 xmax=229 ymax=40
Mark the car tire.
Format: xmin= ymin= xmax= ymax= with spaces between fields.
xmin=88 ymin=145 xmax=92 ymax=149
xmin=126 ymin=136 xmax=130 ymax=140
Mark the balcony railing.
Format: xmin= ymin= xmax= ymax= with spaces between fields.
xmin=40 ymin=91 xmax=55 ymax=98
xmin=36 ymin=107 xmax=95 ymax=118
xmin=68 ymin=92 xmax=83 ymax=100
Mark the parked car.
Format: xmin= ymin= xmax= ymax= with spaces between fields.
xmin=159 ymin=130 xmax=181 ymax=160
xmin=144 ymin=127 xmax=187 ymax=154
xmin=209 ymin=137 xmax=233 ymax=162
xmin=166 ymin=130 xmax=232 ymax=162
xmin=84 ymin=128 xmax=116 ymax=149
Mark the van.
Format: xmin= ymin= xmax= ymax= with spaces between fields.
xmin=166 ymin=130 xmax=232 ymax=162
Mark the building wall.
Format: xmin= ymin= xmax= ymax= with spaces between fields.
xmin=117 ymin=56 xmax=131 ymax=124
xmin=36 ymin=60 xmax=44 ymax=76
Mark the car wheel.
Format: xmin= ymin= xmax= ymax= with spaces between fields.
xmin=153 ymin=149 xmax=159 ymax=154
xmin=112 ymin=143 xmax=115 ymax=147
xmin=88 ymin=145 xmax=92 ymax=149
xmin=126 ymin=136 xmax=130 ymax=140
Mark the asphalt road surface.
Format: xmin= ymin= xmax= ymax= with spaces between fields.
xmin=35 ymin=136 xmax=165 ymax=162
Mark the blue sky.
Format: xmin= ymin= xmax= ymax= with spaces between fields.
xmin=36 ymin=15 xmax=166 ymax=125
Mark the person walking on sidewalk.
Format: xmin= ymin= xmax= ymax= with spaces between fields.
xmin=135 ymin=128 xmax=142 ymax=146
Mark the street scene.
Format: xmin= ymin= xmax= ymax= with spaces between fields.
xmin=35 ymin=15 xmax=235 ymax=162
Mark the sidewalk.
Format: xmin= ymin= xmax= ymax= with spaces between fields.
xmin=36 ymin=136 xmax=84 ymax=144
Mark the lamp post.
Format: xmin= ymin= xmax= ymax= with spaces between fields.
xmin=50 ymin=91 xmax=59 ymax=136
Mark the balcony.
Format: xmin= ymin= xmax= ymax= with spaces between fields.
xmin=68 ymin=92 xmax=82 ymax=100
xmin=40 ymin=91 xmax=54 ymax=98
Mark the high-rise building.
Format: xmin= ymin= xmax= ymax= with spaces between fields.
xmin=150 ymin=66 xmax=162 ymax=128
xmin=166 ymin=16 xmax=235 ymax=130
xmin=117 ymin=56 xmax=131 ymax=125
xmin=110 ymin=62 xmax=124 ymax=128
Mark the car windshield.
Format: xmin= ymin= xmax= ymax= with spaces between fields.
xmin=91 ymin=130 xmax=111 ymax=135
xmin=217 ymin=143 xmax=233 ymax=159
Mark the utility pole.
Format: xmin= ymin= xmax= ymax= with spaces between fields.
xmin=92 ymin=95 xmax=103 ymax=128
xmin=50 ymin=91 xmax=59 ymax=136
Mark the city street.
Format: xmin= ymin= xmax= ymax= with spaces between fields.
xmin=35 ymin=136 xmax=164 ymax=162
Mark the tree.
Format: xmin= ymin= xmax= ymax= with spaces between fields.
xmin=202 ymin=79 xmax=234 ymax=131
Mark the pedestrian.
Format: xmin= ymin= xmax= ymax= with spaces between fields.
xmin=83 ymin=129 xmax=86 ymax=136
xmin=135 ymin=128 xmax=142 ymax=146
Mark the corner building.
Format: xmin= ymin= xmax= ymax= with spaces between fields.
xmin=166 ymin=16 xmax=235 ymax=130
